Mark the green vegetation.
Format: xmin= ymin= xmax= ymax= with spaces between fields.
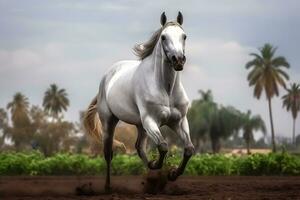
xmin=0 ymin=152 xmax=299 ymax=176
xmin=0 ymin=84 xmax=78 ymax=156
xmin=188 ymin=90 xmax=267 ymax=154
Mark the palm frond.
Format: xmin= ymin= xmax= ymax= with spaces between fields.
xmin=272 ymin=56 xmax=290 ymax=68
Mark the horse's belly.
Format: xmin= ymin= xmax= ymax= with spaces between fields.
xmin=106 ymin=79 xmax=141 ymax=125
xmin=104 ymin=60 xmax=141 ymax=125
xmin=108 ymin=95 xmax=141 ymax=125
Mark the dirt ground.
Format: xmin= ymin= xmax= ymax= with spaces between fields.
xmin=1 ymin=175 xmax=300 ymax=200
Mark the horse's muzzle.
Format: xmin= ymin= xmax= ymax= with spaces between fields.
xmin=174 ymin=64 xmax=184 ymax=71
xmin=172 ymin=55 xmax=185 ymax=71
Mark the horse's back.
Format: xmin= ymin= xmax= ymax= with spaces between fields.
xmin=104 ymin=60 xmax=140 ymax=95
xmin=100 ymin=60 xmax=141 ymax=124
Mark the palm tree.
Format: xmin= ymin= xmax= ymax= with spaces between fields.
xmin=7 ymin=92 xmax=30 ymax=127
xmin=210 ymin=106 xmax=243 ymax=153
xmin=188 ymin=90 xmax=217 ymax=153
xmin=199 ymin=89 xmax=213 ymax=103
xmin=0 ymin=108 xmax=9 ymax=148
xmin=246 ymin=43 xmax=290 ymax=152
xmin=282 ymin=83 xmax=300 ymax=145
xmin=43 ymin=84 xmax=69 ymax=119
xmin=242 ymin=110 xmax=266 ymax=154
xmin=7 ymin=92 xmax=31 ymax=150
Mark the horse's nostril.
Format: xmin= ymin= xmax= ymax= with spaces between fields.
xmin=182 ymin=55 xmax=186 ymax=62
xmin=172 ymin=55 xmax=177 ymax=62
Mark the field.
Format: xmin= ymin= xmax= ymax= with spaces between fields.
xmin=1 ymin=176 xmax=300 ymax=200
xmin=1 ymin=152 xmax=300 ymax=199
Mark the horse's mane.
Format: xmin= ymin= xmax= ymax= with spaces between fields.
xmin=133 ymin=21 xmax=181 ymax=60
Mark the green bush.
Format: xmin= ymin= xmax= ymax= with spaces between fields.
xmin=235 ymin=152 xmax=300 ymax=175
xmin=0 ymin=151 xmax=299 ymax=176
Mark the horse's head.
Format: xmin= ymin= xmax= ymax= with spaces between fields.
xmin=160 ymin=12 xmax=186 ymax=71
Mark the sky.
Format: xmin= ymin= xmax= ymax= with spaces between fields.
xmin=0 ymin=0 xmax=299 ymax=140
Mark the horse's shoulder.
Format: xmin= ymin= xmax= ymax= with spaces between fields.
xmin=172 ymin=85 xmax=189 ymax=103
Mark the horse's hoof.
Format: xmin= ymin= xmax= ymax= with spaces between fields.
xmin=148 ymin=160 xmax=160 ymax=170
xmin=168 ymin=168 xmax=178 ymax=181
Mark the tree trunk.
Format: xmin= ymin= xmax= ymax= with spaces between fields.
xmin=293 ymin=118 xmax=296 ymax=146
xmin=211 ymin=138 xmax=220 ymax=154
xmin=246 ymin=140 xmax=251 ymax=155
xmin=15 ymin=140 xmax=21 ymax=151
xmin=196 ymin=138 xmax=202 ymax=153
xmin=193 ymin=138 xmax=199 ymax=153
xmin=268 ymin=98 xmax=276 ymax=152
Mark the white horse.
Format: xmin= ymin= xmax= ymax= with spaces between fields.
xmin=84 ymin=12 xmax=195 ymax=191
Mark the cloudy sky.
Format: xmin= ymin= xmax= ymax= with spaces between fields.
xmin=0 ymin=0 xmax=299 ymax=139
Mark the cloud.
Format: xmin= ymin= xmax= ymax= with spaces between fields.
xmin=183 ymin=38 xmax=253 ymax=99
xmin=0 ymin=49 xmax=42 ymax=71
xmin=0 ymin=38 xmax=135 ymax=122
xmin=56 ymin=1 xmax=131 ymax=12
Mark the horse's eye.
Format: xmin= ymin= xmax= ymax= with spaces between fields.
xmin=161 ymin=35 xmax=166 ymax=41
xmin=183 ymin=35 xmax=187 ymax=40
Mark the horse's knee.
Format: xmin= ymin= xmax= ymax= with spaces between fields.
xmin=184 ymin=145 xmax=195 ymax=157
xmin=158 ymin=141 xmax=168 ymax=154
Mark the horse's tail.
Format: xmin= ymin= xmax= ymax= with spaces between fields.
xmin=83 ymin=96 xmax=102 ymax=142
xmin=83 ymin=96 xmax=127 ymax=153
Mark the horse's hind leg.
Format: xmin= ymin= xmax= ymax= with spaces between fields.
xmin=135 ymin=125 xmax=148 ymax=166
xmin=101 ymin=113 xmax=119 ymax=192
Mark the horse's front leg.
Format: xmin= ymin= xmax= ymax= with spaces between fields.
xmin=168 ymin=116 xmax=195 ymax=181
xmin=142 ymin=116 xmax=168 ymax=170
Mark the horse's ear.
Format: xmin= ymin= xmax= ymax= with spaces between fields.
xmin=177 ymin=11 xmax=183 ymax=25
xmin=160 ymin=12 xmax=167 ymax=26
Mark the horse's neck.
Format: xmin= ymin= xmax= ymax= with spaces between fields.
xmin=150 ymin=41 xmax=179 ymax=95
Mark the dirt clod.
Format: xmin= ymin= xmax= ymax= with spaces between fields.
xmin=75 ymin=182 xmax=95 ymax=196
xmin=143 ymin=170 xmax=168 ymax=194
